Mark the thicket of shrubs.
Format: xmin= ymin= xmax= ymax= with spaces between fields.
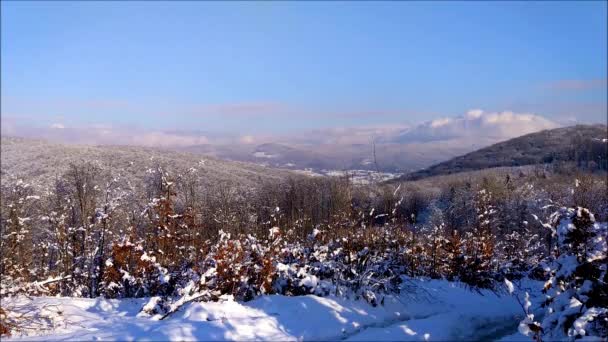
xmin=1 ymin=160 xmax=607 ymax=338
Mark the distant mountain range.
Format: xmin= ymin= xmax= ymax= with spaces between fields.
xmin=3 ymin=125 xmax=606 ymax=188
xmin=398 ymin=124 xmax=608 ymax=181
xmin=3 ymin=110 xmax=565 ymax=174
xmin=178 ymin=137 xmax=502 ymax=173
xmin=176 ymin=110 xmax=561 ymax=173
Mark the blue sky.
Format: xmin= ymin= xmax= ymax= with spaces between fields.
xmin=2 ymin=1 xmax=606 ymax=135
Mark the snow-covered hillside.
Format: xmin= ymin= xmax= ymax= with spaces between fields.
xmin=3 ymin=279 xmax=537 ymax=341
xmin=0 ymin=136 xmax=292 ymax=189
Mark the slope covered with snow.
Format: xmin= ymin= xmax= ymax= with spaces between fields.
xmin=0 ymin=136 xmax=293 ymax=189
xmin=4 ymin=279 xmax=536 ymax=341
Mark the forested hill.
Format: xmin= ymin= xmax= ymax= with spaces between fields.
xmin=398 ymin=124 xmax=608 ymax=181
xmin=0 ymin=136 xmax=293 ymax=189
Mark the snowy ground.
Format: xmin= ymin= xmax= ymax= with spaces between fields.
xmin=291 ymin=168 xmax=402 ymax=184
xmin=3 ymin=279 xmax=537 ymax=341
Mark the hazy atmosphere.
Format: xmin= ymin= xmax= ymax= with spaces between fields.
xmin=1 ymin=2 xmax=607 ymax=341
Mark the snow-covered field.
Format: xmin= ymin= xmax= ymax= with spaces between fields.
xmin=3 ymin=279 xmax=537 ymax=341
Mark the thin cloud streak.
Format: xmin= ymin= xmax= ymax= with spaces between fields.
xmin=0 ymin=117 xmax=210 ymax=147
xmin=544 ymin=78 xmax=607 ymax=91
xmin=4 ymin=96 xmax=427 ymax=122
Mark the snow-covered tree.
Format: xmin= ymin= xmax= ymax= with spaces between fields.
xmin=536 ymin=207 xmax=607 ymax=340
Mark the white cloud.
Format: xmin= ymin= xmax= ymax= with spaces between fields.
xmin=285 ymin=124 xmax=409 ymax=145
xmin=0 ymin=109 xmax=562 ymax=149
xmin=393 ymin=109 xmax=560 ymax=143
xmin=239 ymin=135 xmax=256 ymax=144
xmin=2 ymin=119 xmax=210 ymax=148
xmin=465 ymin=109 xmax=483 ymax=119
xmin=430 ymin=117 xmax=452 ymax=128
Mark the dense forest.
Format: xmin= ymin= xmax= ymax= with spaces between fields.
xmin=1 ymin=149 xmax=607 ymax=339
xmin=401 ymin=125 xmax=608 ymax=180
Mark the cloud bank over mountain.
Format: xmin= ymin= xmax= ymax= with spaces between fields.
xmin=1 ymin=109 xmax=567 ymax=172
xmin=390 ymin=110 xmax=560 ymax=143
xmin=2 ymin=109 xmax=560 ymax=148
